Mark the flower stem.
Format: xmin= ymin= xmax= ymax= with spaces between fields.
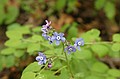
xmin=39 ymin=63 xmax=48 ymax=73
xmin=62 ymin=43 xmax=74 ymax=78
xmin=85 ymin=41 xmax=116 ymax=45
xmin=53 ymin=65 xmax=67 ymax=75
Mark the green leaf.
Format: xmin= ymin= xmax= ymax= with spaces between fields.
xmin=42 ymin=70 xmax=59 ymax=79
xmin=91 ymin=44 xmax=109 ymax=57
xmin=21 ymin=72 xmax=36 ymax=79
xmin=18 ymin=26 xmax=31 ymax=34
xmin=32 ymin=34 xmax=43 ymax=41
xmin=51 ymin=59 xmax=62 ymax=70
xmin=95 ymin=0 xmax=106 ymax=10
xmin=67 ymin=22 xmax=78 ymax=39
xmin=5 ymin=6 xmax=19 ymax=24
xmin=85 ymin=75 xmax=104 ymax=79
xmin=6 ymin=55 xmax=15 ymax=68
xmin=112 ymin=43 xmax=120 ymax=51
xmin=14 ymin=50 xmax=24 ymax=57
xmin=81 ymin=29 xmax=101 ymax=42
xmin=1 ymin=48 xmax=15 ymax=55
xmin=23 ymin=62 xmax=41 ymax=74
xmin=106 ymin=76 xmax=116 ymax=79
xmin=59 ymin=69 xmax=69 ymax=79
xmin=74 ymin=49 xmax=92 ymax=59
xmin=5 ymin=39 xmax=22 ymax=47
xmin=70 ymin=57 xmax=88 ymax=74
xmin=7 ymin=23 xmax=21 ymax=30
xmin=56 ymin=0 xmax=66 ymax=11
xmin=35 ymin=74 xmax=47 ymax=79
xmin=0 ymin=4 xmax=5 ymax=24
xmin=32 ymin=27 xmax=41 ymax=32
xmin=91 ymin=62 xmax=109 ymax=73
xmin=104 ymin=2 xmax=115 ymax=19
xmin=112 ymin=34 xmax=120 ymax=42
xmin=6 ymin=30 xmax=23 ymax=39
xmin=67 ymin=0 xmax=76 ymax=13
xmin=108 ymin=69 xmax=120 ymax=77
xmin=27 ymin=43 xmax=41 ymax=54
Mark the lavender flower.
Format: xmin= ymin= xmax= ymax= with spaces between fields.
xmin=41 ymin=20 xmax=52 ymax=33
xmin=36 ymin=52 xmax=47 ymax=65
xmin=74 ymin=38 xmax=84 ymax=50
xmin=51 ymin=32 xmax=66 ymax=45
xmin=65 ymin=45 xmax=76 ymax=54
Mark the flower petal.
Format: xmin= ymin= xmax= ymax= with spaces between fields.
xmin=61 ymin=37 xmax=66 ymax=42
xmin=77 ymin=46 xmax=81 ymax=50
xmin=72 ymin=47 xmax=76 ymax=52
xmin=53 ymin=32 xmax=58 ymax=36
xmin=51 ymin=36 xmax=56 ymax=42
xmin=59 ymin=33 xmax=64 ymax=37
xmin=74 ymin=44 xmax=77 ymax=47
xmin=38 ymin=61 xmax=43 ymax=65
xmin=36 ymin=56 xmax=41 ymax=61
xmin=56 ymin=40 xmax=60 ymax=45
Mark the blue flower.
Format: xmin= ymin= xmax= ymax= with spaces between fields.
xmin=74 ymin=38 xmax=84 ymax=50
xmin=42 ymin=33 xmax=53 ymax=44
xmin=65 ymin=45 xmax=76 ymax=54
xmin=51 ymin=32 xmax=66 ymax=45
xmin=36 ymin=52 xmax=47 ymax=65
xmin=41 ymin=20 xmax=51 ymax=33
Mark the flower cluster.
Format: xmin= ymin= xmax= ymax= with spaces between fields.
xmin=41 ymin=20 xmax=66 ymax=45
xmin=41 ymin=20 xmax=84 ymax=54
xmin=36 ymin=20 xmax=84 ymax=66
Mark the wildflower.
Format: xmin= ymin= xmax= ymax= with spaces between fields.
xmin=42 ymin=33 xmax=53 ymax=44
xmin=65 ymin=45 xmax=76 ymax=54
xmin=74 ymin=38 xmax=84 ymax=50
xmin=36 ymin=52 xmax=47 ymax=65
xmin=41 ymin=20 xmax=51 ymax=33
xmin=51 ymin=32 xmax=66 ymax=45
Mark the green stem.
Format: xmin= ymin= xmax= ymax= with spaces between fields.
xmin=62 ymin=43 xmax=74 ymax=78
xmin=85 ymin=41 xmax=115 ymax=45
xmin=39 ymin=63 xmax=48 ymax=73
xmin=53 ymin=65 xmax=67 ymax=75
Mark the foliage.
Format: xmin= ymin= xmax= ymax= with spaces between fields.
xmin=0 ymin=22 xmax=119 ymax=78
xmin=0 ymin=0 xmax=19 ymax=25
xmin=95 ymin=0 xmax=116 ymax=19
xmin=0 ymin=0 xmax=119 ymax=79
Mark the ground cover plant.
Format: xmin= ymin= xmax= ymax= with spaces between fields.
xmin=0 ymin=0 xmax=120 ymax=79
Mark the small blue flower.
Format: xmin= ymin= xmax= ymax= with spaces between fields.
xmin=74 ymin=38 xmax=84 ymax=50
xmin=36 ymin=52 xmax=47 ymax=65
xmin=51 ymin=32 xmax=66 ymax=45
xmin=65 ymin=45 xmax=76 ymax=54
xmin=42 ymin=33 xmax=53 ymax=44
xmin=41 ymin=20 xmax=51 ymax=33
